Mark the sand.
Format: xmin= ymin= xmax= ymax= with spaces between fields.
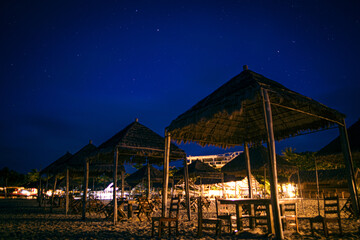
xmin=0 ymin=198 xmax=360 ymax=239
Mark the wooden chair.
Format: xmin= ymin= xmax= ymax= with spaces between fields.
xmin=137 ymin=197 xmax=153 ymax=221
xmin=252 ymin=204 xmax=269 ymax=230
xmin=323 ymin=195 xmax=342 ymax=237
xmin=280 ymin=203 xmax=299 ymax=232
xmin=151 ymin=195 xmax=180 ymax=237
xmin=341 ymin=197 xmax=355 ymax=219
xmin=215 ymin=197 xmax=236 ymax=233
xmin=198 ymin=197 xmax=222 ymax=236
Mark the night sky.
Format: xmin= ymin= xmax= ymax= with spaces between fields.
xmin=1 ymin=1 xmax=360 ymax=174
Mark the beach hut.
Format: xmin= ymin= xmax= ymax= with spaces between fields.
xmin=94 ymin=119 xmax=185 ymax=224
xmin=165 ymin=66 xmax=358 ymax=239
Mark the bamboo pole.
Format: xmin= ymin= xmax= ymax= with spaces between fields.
xmin=314 ymin=157 xmax=321 ymax=216
xmin=184 ymin=157 xmax=191 ymax=220
xmin=82 ymin=160 xmax=89 ymax=220
xmin=162 ymin=132 xmax=171 ymax=217
xmin=113 ymin=147 xmax=118 ymax=224
xmin=244 ymin=144 xmax=253 ymax=198
xmin=38 ymin=176 xmax=42 ymax=207
xmin=147 ymin=162 xmax=151 ymax=200
xmin=221 ymin=173 xmax=225 ymax=197
xmin=50 ymin=175 xmax=57 ymax=213
xmin=262 ymin=88 xmax=283 ymax=239
xmin=65 ymin=168 xmax=69 ymax=215
xmin=121 ymin=169 xmax=125 ymax=198
xmin=339 ymin=120 xmax=360 ymax=217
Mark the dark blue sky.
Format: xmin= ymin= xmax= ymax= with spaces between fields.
xmin=1 ymin=0 xmax=360 ymax=173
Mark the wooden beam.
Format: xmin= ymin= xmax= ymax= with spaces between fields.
xmin=113 ymin=147 xmax=118 ymax=224
xmin=262 ymin=88 xmax=284 ymax=239
xmin=184 ymin=158 xmax=191 ymax=220
xmin=269 ymin=102 xmax=344 ymax=126
xmin=82 ymin=160 xmax=89 ymax=220
xmin=162 ymin=132 xmax=171 ymax=217
xmin=339 ymin=120 xmax=360 ymax=217
xmin=65 ymin=168 xmax=69 ymax=215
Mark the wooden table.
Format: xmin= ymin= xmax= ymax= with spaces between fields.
xmin=218 ymin=198 xmax=298 ymax=233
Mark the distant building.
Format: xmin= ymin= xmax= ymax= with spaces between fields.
xmin=187 ymin=151 xmax=242 ymax=169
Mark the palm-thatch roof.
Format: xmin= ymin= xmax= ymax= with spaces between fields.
xmin=317 ymin=119 xmax=360 ymax=155
xmin=289 ymin=168 xmax=360 ymax=184
xmin=221 ymin=145 xmax=297 ymax=176
xmin=96 ymin=119 xmax=185 ymax=164
xmin=174 ymin=160 xmax=222 ymax=179
xmin=64 ymin=141 xmax=125 ymax=175
xmin=40 ymin=152 xmax=73 ymax=175
xmin=125 ymin=164 xmax=163 ymax=187
xmin=166 ymin=68 xmax=345 ymax=148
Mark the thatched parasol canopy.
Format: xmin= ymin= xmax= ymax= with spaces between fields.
xmin=317 ymin=119 xmax=360 ymax=156
xmin=40 ymin=152 xmax=73 ymax=175
xmin=221 ymin=145 xmax=297 ymax=176
xmin=289 ymin=168 xmax=359 ymax=184
xmin=96 ymin=119 xmax=185 ymax=164
xmin=125 ymin=164 xmax=163 ymax=188
xmin=167 ymin=68 xmax=345 ymax=147
xmin=64 ymin=141 xmax=125 ymax=175
xmin=174 ymin=160 xmax=222 ymax=179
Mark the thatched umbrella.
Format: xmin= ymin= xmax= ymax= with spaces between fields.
xmin=222 ymin=145 xmax=297 ymax=181
xmin=125 ymin=164 xmax=162 ymax=189
xmin=166 ymin=66 xmax=358 ymax=239
xmin=174 ymin=160 xmax=228 ymax=197
xmin=95 ymin=119 xmax=185 ymax=224
xmin=318 ymin=119 xmax=360 ymax=155
xmin=40 ymin=152 xmax=73 ymax=209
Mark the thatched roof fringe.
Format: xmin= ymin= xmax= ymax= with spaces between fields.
xmin=167 ymin=69 xmax=344 ymax=148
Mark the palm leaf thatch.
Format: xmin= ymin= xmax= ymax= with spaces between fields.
xmin=40 ymin=152 xmax=73 ymax=175
xmin=64 ymin=142 xmax=125 ymax=175
xmin=174 ymin=160 xmax=222 ymax=179
xmin=221 ymin=145 xmax=297 ymax=176
xmin=125 ymin=164 xmax=162 ymax=187
xmin=317 ymin=119 xmax=360 ymax=156
xmin=289 ymin=168 xmax=360 ymax=184
xmin=96 ymin=120 xmax=185 ymax=164
xmin=167 ymin=68 xmax=345 ymax=148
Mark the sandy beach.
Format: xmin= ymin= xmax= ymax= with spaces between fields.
xmin=0 ymin=198 xmax=360 ymax=239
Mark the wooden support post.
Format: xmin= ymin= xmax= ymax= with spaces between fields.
xmin=82 ymin=160 xmax=89 ymax=220
xmin=121 ymin=170 xmax=125 ymax=199
xmin=264 ymin=167 xmax=267 ymax=196
xmin=162 ymin=131 xmax=171 ymax=217
xmin=197 ymin=197 xmax=203 ymax=237
xmin=65 ymin=168 xmax=69 ymax=215
xmin=113 ymin=147 xmax=118 ymax=224
xmin=184 ymin=157 xmax=191 ymax=221
xmin=221 ymin=174 xmax=225 ymax=198
xmin=51 ymin=175 xmax=57 ymax=213
xmin=147 ymin=162 xmax=151 ymax=200
xmin=244 ymin=144 xmax=253 ymax=198
xmin=38 ymin=177 xmax=42 ymax=207
xmin=339 ymin=120 xmax=360 ymax=217
xmin=262 ymin=88 xmax=283 ymax=239
xmin=244 ymin=143 xmax=255 ymax=228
